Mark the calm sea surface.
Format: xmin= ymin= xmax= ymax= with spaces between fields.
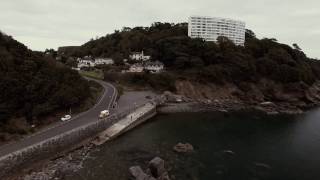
xmin=67 ymin=109 xmax=320 ymax=180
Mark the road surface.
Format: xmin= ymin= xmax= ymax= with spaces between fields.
xmin=0 ymin=78 xmax=117 ymax=158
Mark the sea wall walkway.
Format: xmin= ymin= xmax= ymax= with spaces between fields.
xmin=0 ymin=100 xmax=160 ymax=179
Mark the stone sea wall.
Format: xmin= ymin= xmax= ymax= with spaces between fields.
xmin=0 ymin=101 xmax=159 ymax=179
xmin=115 ymin=103 xmax=157 ymax=139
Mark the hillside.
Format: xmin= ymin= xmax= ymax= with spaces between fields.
xmin=66 ymin=22 xmax=318 ymax=83
xmin=62 ymin=22 xmax=320 ymax=112
xmin=0 ymin=32 xmax=91 ymax=136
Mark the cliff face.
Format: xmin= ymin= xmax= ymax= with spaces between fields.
xmin=175 ymin=80 xmax=320 ymax=111
xmin=175 ymin=80 xmax=241 ymax=102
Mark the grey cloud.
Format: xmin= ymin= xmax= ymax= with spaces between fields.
xmin=0 ymin=0 xmax=319 ymax=58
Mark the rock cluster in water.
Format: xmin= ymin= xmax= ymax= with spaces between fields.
xmin=173 ymin=143 xmax=194 ymax=153
xmin=129 ymin=157 xmax=170 ymax=180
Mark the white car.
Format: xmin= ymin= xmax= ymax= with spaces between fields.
xmin=99 ymin=110 xmax=110 ymax=119
xmin=61 ymin=115 xmax=71 ymax=121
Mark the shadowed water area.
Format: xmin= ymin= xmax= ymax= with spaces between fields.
xmin=66 ymin=109 xmax=320 ymax=180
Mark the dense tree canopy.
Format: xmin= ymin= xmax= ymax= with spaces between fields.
xmin=0 ymin=32 xmax=90 ymax=124
xmin=66 ymin=22 xmax=319 ymax=85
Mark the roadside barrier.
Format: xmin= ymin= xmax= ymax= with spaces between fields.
xmin=0 ymin=98 xmax=160 ymax=178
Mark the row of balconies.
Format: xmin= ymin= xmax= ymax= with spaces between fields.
xmin=191 ymin=25 xmax=244 ymax=29
xmin=191 ymin=28 xmax=245 ymax=33
xmin=190 ymin=22 xmax=244 ymax=26
xmin=190 ymin=24 xmax=244 ymax=29
xmin=191 ymin=34 xmax=244 ymax=40
xmin=191 ymin=32 xmax=245 ymax=36
xmin=190 ymin=34 xmax=244 ymax=40
xmin=191 ymin=31 xmax=245 ymax=36
xmin=190 ymin=26 xmax=244 ymax=32
xmin=190 ymin=35 xmax=244 ymax=41
xmin=191 ymin=31 xmax=245 ymax=35
xmin=191 ymin=26 xmax=244 ymax=30
xmin=190 ymin=20 xmax=244 ymax=26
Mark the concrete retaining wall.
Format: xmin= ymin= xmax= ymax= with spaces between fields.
xmin=97 ymin=103 xmax=157 ymax=143
xmin=0 ymin=101 xmax=158 ymax=179
xmin=121 ymin=104 xmax=157 ymax=136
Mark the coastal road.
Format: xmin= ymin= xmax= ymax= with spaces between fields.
xmin=0 ymin=78 xmax=117 ymax=158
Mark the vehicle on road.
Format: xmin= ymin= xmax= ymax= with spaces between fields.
xmin=99 ymin=110 xmax=110 ymax=119
xmin=112 ymin=102 xmax=117 ymax=109
xmin=61 ymin=115 xmax=71 ymax=121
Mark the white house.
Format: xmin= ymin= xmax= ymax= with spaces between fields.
xmin=126 ymin=61 xmax=164 ymax=73
xmin=94 ymin=58 xmax=114 ymax=65
xmin=128 ymin=63 xmax=144 ymax=73
xmin=144 ymin=61 xmax=164 ymax=73
xmin=130 ymin=51 xmax=151 ymax=61
xmin=188 ymin=16 xmax=246 ymax=46
xmin=77 ymin=58 xmax=95 ymax=68
xmin=76 ymin=57 xmax=114 ymax=69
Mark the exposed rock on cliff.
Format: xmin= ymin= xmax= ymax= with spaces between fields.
xmin=170 ymin=79 xmax=320 ymax=114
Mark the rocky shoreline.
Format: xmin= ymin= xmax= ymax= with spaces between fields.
xmin=157 ymin=101 xmax=311 ymax=115
xmin=157 ymin=91 xmax=319 ymax=115
xmin=8 ymin=144 xmax=96 ymax=180
xmin=8 ymin=91 xmax=320 ymax=180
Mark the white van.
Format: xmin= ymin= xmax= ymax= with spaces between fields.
xmin=99 ymin=110 xmax=110 ymax=119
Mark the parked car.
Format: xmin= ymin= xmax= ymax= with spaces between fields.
xmin=61 ymin=115 xmax=71 ymax=121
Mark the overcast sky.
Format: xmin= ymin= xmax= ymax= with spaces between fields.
xmin=1 ymin=0 xmax=319 ymax=58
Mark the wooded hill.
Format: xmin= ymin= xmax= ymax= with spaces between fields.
xmin=0 ymin=32 xmax=90 ymax=129
xmin=64 ymin=22 xmax=320 ymax=86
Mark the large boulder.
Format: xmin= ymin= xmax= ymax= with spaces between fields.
xmin=148 ymin=157 xmax=170 ymax=180
xmin=149 ymin=157 xmax=166 ymax=178
xmin=129 ymin=157 xmax=170 ymax=180
xmin=129 ymin=166 xmax=156 ymax=180
xmin=173 ymin=143 xmax=194 ymax=153
xmin=163 ymin=91 xmax=176 ymax=102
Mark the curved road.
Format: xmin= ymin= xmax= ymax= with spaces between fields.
xmin=0 ymin=78 xmax=117 ymax=158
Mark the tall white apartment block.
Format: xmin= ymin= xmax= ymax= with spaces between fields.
xmin=188 ymin=16 xmax=246 ymax=46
